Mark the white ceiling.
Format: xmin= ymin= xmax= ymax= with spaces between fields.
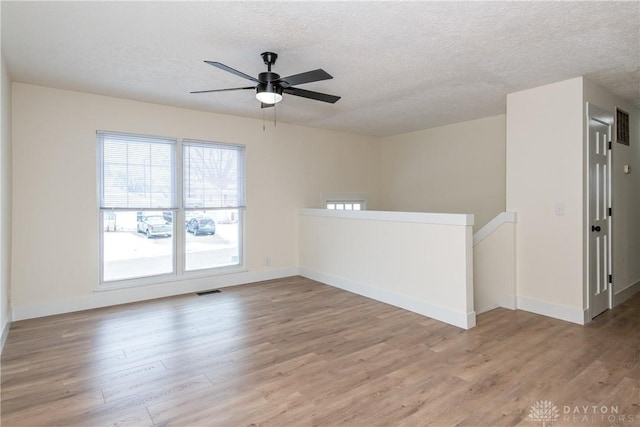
xmin=2 ymin=1 xmax=639 ymax=137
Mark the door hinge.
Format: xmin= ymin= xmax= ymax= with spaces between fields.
xmin=608 ymin=274 xmax=613 ymax=284
xmin=608 ymin=207 xmax=612 ymax=217
xmin=608 ymin=140 xmax=612 ymax=150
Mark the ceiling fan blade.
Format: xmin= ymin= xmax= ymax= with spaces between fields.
xmin=280 ymin=69 xmax=332 ymax=88
xmin=204 ymin=61 xmax=259 ymax=83
xmin=283 ymin=87 xmax=341 ymax=104
xmin=190 ymin=86 xmax=255 ymax=94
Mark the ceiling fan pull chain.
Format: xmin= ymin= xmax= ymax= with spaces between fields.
xmin=262 ymin=108 xmax=266 ymax=131
xmin=274 ymin=103 xmax=277 ymax=128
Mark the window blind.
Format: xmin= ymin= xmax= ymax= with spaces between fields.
xmin=183 ymin=140 xmax=246 ymax=209
xmin=98 ymin=131 xmax=176 ymax=209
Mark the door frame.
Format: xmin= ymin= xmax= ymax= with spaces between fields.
xmin=586 ymin=102 xmax=614 ymax=320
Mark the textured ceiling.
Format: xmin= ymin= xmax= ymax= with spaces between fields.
xmin=2 ymin=1 xmax=639 ymax=137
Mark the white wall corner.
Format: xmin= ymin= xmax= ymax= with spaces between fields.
xmin=475 ymin=295 xmax=517 ymax=315
xmin=499 ymin=295 xmax=517 ymax=310
xmin=465 ymin=311 xmax=477 ymax=329
xmin=613 ymin=279 xmax=640 ymax=307
xmin=0 ymin=320 xmax=10 ymax=354
xmin=517 ymin=296 xmax=587 ymax=325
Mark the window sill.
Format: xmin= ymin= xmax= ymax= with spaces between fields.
xmin=95 ymin=266 xmax=248 ymax=292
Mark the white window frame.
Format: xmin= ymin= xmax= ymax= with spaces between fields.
xmin=181 ymin=139 xmax=246 ymax=276
xmin=97 ymin=131 xmax=246 ymax=288
xmin=322 ymin=193 xmax=368 ymax=211
xmin=326 ymin=201 xmax=365 ymax=211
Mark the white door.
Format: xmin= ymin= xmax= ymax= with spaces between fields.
xmin=587 ymin=104 xmax=613 ymax=319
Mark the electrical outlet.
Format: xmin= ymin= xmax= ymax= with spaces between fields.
xmin=555 ymin=203 xmax=565 ymax=216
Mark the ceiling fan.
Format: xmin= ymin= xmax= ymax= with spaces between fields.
xmin=191 ymin=52 xmax=341 ymax=107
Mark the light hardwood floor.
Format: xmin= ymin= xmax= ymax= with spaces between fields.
xmin=2 ymin=276 xmax=639 ymax=426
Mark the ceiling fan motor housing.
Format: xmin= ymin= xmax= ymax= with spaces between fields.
xmin=256 ymin=81 xmax=282 ymax=96
xmin=257 ymin=71 xmax=283 ymax=99
xmin=258 ymin=71 xmax=280 ymax=83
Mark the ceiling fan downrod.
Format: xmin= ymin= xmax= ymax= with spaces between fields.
xmin=261 ymin=52 xmax=278 ymax=72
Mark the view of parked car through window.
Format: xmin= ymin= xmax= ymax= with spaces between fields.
xmin=98 ymin=131 xmax=245 ymax=284
xmin=102 ymin=209 xmax=240 ymax=281
xmin=137 ymin=215 xmax=172 ymax=238
xmin=186 ymin=217 xmax=216 ymax=236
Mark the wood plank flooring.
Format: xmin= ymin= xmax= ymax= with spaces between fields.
xmin=2 ymin=276 xmax=639 ymax=426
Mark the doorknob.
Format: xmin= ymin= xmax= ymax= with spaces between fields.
xmin=591 ymin=225 xmax=601 ymax=232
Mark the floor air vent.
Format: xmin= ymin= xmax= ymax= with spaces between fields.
xmin=196 ymin=289 xmax=221 ymax=296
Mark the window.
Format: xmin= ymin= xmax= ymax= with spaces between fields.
xmin=323 ymin=193 xmax=367 ymax=211
xmin=98 ymin=131 xmax=245 ymax=285
xmin=183 ymin=140 xmax=244 ymax=272
xmin=326 ymin=201 xmax=364 ymax=211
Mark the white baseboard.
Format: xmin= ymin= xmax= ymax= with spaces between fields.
xmin=517 ymin=296 xmax=587 ymax=325
xmin=11 ymin=267 xmax=298 ymax=321
xmin=499 ymin=295 xmax=517 ymax=310
xmin=613 ymin=280 xmax=640 ymax=307
xmin=0 ymin=319 xmax=10 ymax=354
xmin=299 ymin=267 xmax=476 ymax=330
xmin=476 ymin=295 xmax=517 ymax=315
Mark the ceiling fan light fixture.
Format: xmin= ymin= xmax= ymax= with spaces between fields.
xmin=256 ymin=83 xmax=283 ymax=104
xmin=256 ymin=91 xmax=282 ymax=104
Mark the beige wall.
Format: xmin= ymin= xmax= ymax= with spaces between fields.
xmin=379 ymin=115 xmax=506 ymax=229
xmin=10 ymin=76 xmax=636 ymax=326
xmin=506 ymin=77 xmax=586 ymax=323
xmin=1 ymin=56 xmax=12 ymax=342
xmin=583 ymin=78 xmax=640 ymax=303
xmin=10 ymin=83 xmax=380 ymax=319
